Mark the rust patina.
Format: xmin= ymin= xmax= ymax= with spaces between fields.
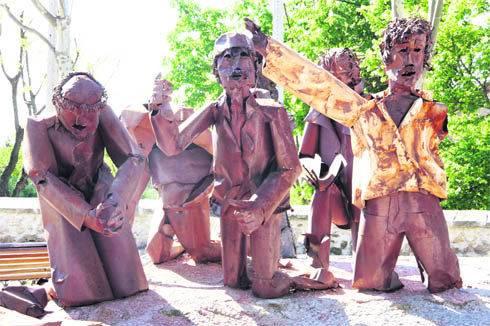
xmin=24 ymin=72 xmax=148 ymax=307
xmin=247 ymin=17 xmax=461 ymax=293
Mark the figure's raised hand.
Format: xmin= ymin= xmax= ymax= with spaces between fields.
xmin=149 ymin=73 xmax=174 ymax=120
xmin=85 ymin=198 xmax=124 ymax=236
xmin=244 ymin=18 xmax=267 ymax=56
xmin=228 ymin=198 xmax=265 ymax=235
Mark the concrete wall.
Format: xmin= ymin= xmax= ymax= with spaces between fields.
xmin=1 ymin=197 xmax=488 ymax=256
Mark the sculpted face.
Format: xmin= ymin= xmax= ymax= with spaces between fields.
xmin=332 ymin=53 xmax=361 ymax=88
xmin=384 ymin=33 xmax=426 ymax=91
xmin=216 ymin=47 xmax=256 ymax=89
xmin=57 ymin=106 xmax=99 ymax=140
xmin=55 ymin=74 xmax=104 ymax=140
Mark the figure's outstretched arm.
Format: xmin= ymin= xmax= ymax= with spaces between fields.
xmin=245 ymin=18 xmax=366 ymax=127
xmin=23 ymin=117 xmax=122 ymax=235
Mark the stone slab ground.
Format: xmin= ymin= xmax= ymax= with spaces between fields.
xmin=30 ymin=254 xmax=490 ymax=326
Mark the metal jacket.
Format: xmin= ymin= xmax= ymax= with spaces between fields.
xmin=262 ymin=37 xmax=448 ymax=209
xmin=150 ymin=91 xmax=301 ymax=221
xmin=23 ymin=106 xmax=147 ymax=306
xmin=300 ymin=108 xmax=358 ymax=225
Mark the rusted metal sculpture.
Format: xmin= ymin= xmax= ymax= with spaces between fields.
xmin=120 ymin=94 xmax=220 ymax=264
xmin=247 ymin=17 xmax=462 ymax=293
xmin=24 ymin=72 xmax=148 ymax=307
xmin=300 ymin=48 xmax=369 ymax=284
xmin=148 ymin=32 xmax=333 ymax=298
xmin=0 ymin=286 xmax=48 ymax=318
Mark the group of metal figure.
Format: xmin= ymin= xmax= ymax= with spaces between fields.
xmin=23 ymin=17 xmax=462 ymax=307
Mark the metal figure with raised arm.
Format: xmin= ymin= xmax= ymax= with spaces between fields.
xmin=120 ymin=85 xmax=220 ymax=264
xmin=148 ymin=32 xmax=333 ymax=298
xmin=247 ymin=17 xmax=462 ymax=293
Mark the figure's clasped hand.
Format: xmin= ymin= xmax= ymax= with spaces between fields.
xmin=149 ymin=73 xmax=174 ymax=120
xmin=85 ymin=198 xmax=124 ymax=236
xmin=244 ymin=18 xmax=267 ymax=56
xmin=228 ymin=199 xmax=265 ymax=235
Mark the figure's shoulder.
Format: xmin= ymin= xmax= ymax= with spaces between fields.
xmin=428 ymin=101 xmax=448 ymax=120
xmin=119 ymin=105 xmax=152 ymax=134
xmin=254 ymin=96 xmax=286 ymax=122
xmin=255 ymin=97 xmax=283 ymax=109
xmin=26 ymin=113 xmax=56 ymax=132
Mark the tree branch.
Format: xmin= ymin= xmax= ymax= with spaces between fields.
xmin=456 ymin=57 xmax=490 ymax=104
xmin=0 ymin=3 xmax=56 ymax=56
xmin=283 ymin=3 xmax=291 ymax=29
xmin=37 ymin=104 xmax=46 ymax=115
xmin=30 ymin=0 xmax=56 ymax=26
xmin=72 ymin=37 xmax=80 ymax=68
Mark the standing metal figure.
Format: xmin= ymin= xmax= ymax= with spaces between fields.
xmin=300 ymin=48 xmax=369 ymax=284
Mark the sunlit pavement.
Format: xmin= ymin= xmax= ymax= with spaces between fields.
xmin=39 ymin=254 xmax=490 ymax=326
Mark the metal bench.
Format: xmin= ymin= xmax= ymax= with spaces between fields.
xmin=0 ymin=243 xmax=51 ymax=281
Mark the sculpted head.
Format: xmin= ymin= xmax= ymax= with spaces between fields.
xmin=212 ymin=32 xmax=257 ymax=90
xmin=319 ymin=48 xmax=363 ymax=93
xmin=380 ymin=18 xmax=432 ymax=91
xmin=52 ymin=72 xmax=107 ymax=140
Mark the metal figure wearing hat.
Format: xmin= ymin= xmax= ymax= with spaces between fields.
xmin=148 ymin=32 xmax=332 ymax=298
xmin=246 ymin=17 xmax=462 ymax=293
xmin=120 ymin=84 xmax=220 ymax=264
xmin=23 ymin=72 xmax=148 ymax=306
xmin=300 ymin=48 xmax=370 ymax=285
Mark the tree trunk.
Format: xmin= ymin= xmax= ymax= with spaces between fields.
xmin=12 ymin=168 xmax=28 ymax=197
xmin=417 ymin=0 xmax=444 ymax=90
xmin=391 ymin=0 xmax=404 ymax=19
xmin=46 ymin=0 xmax=73 ymax=112
xmin=0 ymin=126 xmax=24 ymax=196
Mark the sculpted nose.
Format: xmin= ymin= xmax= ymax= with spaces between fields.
xmin=232 ymin=56 xmax=241 ymax=70
xmin=406 ymin=52 xmax=414 ymax=65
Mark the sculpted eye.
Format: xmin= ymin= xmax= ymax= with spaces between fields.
xmin=224 ymin=53 xmax=232 ymax=58
xmin=414 ymin=48 xmax=421 ymax=52
xmin=399 ymin=48 xmax=408 ymax=53
xmin=240 ymin=51 xmax=249 ymax=57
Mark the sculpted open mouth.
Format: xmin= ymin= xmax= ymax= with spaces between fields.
xmin=72 ymin=124 xmax=86 ymax=131
xmin=401 ymin=69 xmax=416 ymax=77
xmin=231 ymin=72 xmax=243 ymax=80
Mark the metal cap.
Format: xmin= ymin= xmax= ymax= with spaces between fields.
xmin=213 ymin=32 xmax=254 ymax=58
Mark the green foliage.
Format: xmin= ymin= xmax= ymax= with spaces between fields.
xmin=164 ymin=0 xmax=228 ymax=108
xmin=425 ymin=0 xmax=490 ymax=115
xmin=103 ymin=150 xmax=118 ymax=177
xmin=440 ymin=113 xmax=490 ymax=210
xmin=290 ymin=181 xmax=314 ymax=205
